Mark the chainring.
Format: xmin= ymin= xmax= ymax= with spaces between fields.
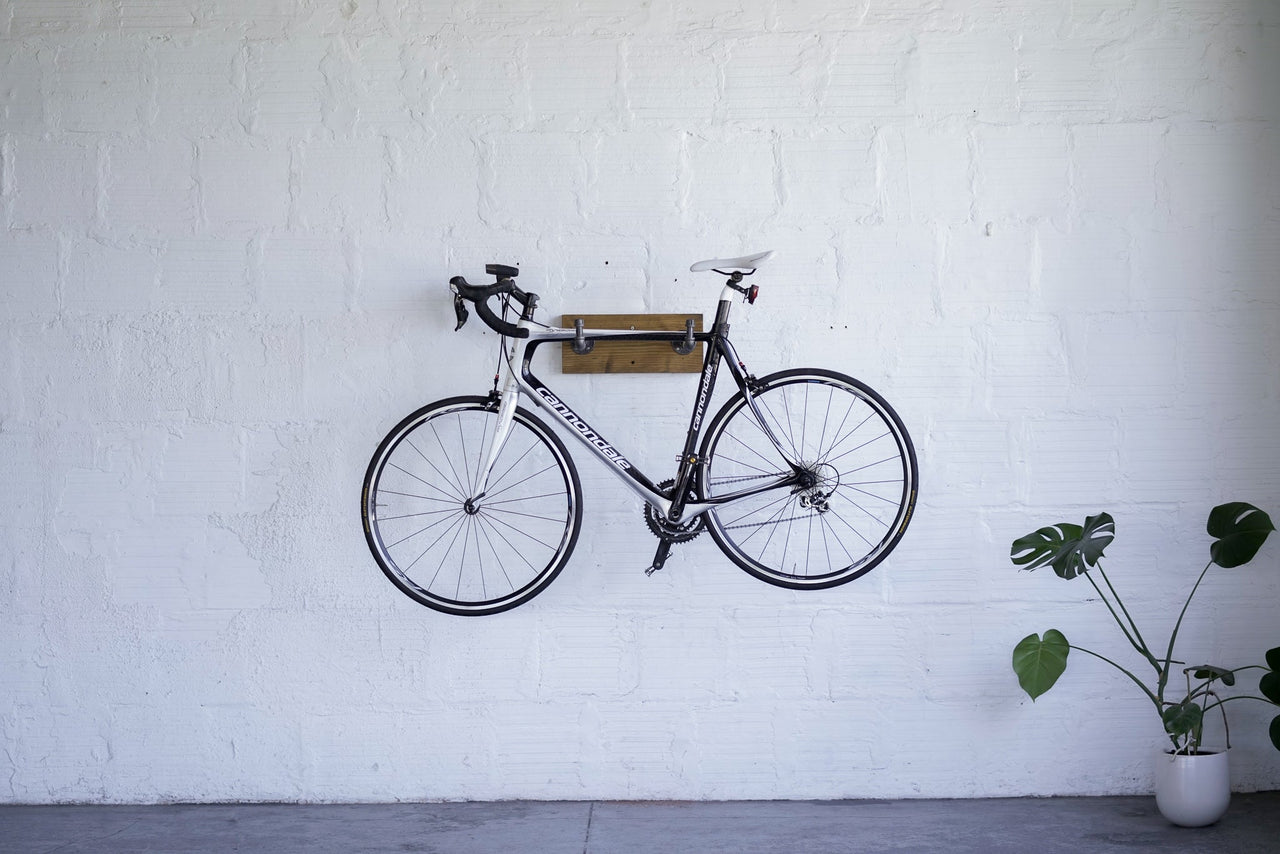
xmin=643 ymin=479 xmax=705 ymax=543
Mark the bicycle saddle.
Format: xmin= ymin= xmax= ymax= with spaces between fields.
xmin=690 ymin=250 xmax=775 ymax=273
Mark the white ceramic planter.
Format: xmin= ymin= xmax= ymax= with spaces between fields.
xmin=1154 ymin=749 xmax=1231 ymax=827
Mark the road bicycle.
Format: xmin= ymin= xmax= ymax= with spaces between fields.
xmin=361 ymin=251 xmax=918 ymax=615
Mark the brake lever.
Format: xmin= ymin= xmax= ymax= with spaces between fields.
xmin=452 ymin=294 xmax=470 ymax=331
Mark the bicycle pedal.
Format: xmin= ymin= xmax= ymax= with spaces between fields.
xmin=647 ymin=539 xmax=674 ymax=576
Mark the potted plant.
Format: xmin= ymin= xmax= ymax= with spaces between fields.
xmin=1009 ymin=501 xmax=1280 ymax=826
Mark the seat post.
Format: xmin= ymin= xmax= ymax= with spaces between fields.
xmin=712 ymin=294 xmax=733 ymax=335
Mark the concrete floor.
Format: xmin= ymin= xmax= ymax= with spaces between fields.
xmin=2 ymin=794 xmax=1278 ymax=853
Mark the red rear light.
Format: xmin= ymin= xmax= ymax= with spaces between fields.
xmin=747 ymin=285 xmax=759 ymax=304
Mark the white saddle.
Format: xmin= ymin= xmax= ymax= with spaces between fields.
xmin=689 ymin=250 xmax=775 ymax=272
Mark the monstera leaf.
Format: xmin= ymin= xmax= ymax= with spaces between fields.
xmin=1013 ymin=630 xmax=1070 ymax=700
xmin=1260 ymin=647 xmax=1280 ymax=751
xmin=1189 ymin=664 xmax=1235 ymax=687
xmin=1163 ymin=700 xmax=1204 ymax=741
xmin=1207 ymin=502 xmax=1275 ymax=568
xmin=1262 ymin=671 xmax=1280 ymax=705
xmin=1011 ymin=513 xmax=1115 ymax=579
xmin=1262 ymin=647 xmax=1280 ymax=705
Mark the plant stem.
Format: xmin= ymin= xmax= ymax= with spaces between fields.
xmin=1158 ymin=559 xmax=1214 ymax=703
xmin=1070 ymin=644 xmax=1162 ymax=712
xmin=1095 ymin=565 xmax=1158 ymax=668
xmin=1201 ymin=694 xmax=1275 ymax=714
xmin=1222 ymin=701 xmax=1230 ymax=750
xmin=1083 ymin=570 xmax=1152 ymax=668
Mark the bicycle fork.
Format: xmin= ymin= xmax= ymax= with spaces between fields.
xmin=468 ymin=371 xmax=521 ymax=507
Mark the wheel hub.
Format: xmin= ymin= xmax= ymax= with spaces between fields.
xmin=795 ymin=462 xmax=839 ymax=513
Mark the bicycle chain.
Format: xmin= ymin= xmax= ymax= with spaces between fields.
xmin=706 ymin=470 xmax=831 ymax=532
xmin=722 ymin=513 xmax=821 ymax=531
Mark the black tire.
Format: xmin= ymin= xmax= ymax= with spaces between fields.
xmin=698 ymin=369 xmax=917 ymax=588
xmin=362 ymin=396 xmax=583 ymax=615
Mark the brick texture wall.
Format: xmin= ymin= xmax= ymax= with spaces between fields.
xmin=1 ymin=1 xmax=1278 ymax=802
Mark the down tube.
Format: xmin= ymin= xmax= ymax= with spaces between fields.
xmin=517 ymin=361 xmax=666 ymax=503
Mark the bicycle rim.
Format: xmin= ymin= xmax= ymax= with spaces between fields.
xmin=699 ymin=370 xmax=917 ymax=588
xmin=362 ymin=396 xmax=582 ymax=615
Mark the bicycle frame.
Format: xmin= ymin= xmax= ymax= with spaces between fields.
xmin=472 ymin=284 xmax=803 ymax=526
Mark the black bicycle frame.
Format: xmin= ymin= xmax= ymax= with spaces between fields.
xmin=511 ymin=298 xmax=802 ymax=526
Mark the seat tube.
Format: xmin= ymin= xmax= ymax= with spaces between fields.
xmin=665 ymin=299 xmax=733 ymax=521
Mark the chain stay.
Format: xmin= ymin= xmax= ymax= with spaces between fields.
xmin=705 ymin=470 xmax=832 ymax=532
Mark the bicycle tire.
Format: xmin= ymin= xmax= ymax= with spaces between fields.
xmin=362 ymin=395 xmax=583 ymax=615
xmin=699 ymin=369 xmax=917 ymax=589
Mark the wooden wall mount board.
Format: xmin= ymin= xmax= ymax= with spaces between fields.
xmin=560 ymin=313 xmax=704 ymax=374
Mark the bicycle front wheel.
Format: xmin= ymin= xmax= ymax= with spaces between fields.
xmin=699 ymin=369 xmax=917 ymax=589
xmin=362 ymin=395 xmax=583 ymax=615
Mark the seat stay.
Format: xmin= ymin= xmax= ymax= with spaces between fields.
xmin=717 ymin=336 xmax=803 ymax=471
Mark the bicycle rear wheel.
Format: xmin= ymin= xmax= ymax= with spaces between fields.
xmin=362 ymin=395 xmax=583 ymax=615
xmin=699 ymin=369 xmax=917 ymax=589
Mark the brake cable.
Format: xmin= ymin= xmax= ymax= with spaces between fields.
xmin=490 ymin=294 xmax=516 ymax=395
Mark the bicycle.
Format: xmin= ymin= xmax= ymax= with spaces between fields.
xmin=361 ymin=251 xmax=918 ymax=615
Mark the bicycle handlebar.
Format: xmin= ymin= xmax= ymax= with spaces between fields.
xmin=449 ymin=275 xmax=535 ymax=339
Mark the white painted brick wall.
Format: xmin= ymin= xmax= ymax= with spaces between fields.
xmin=1 ymin=0 xmax=1278 ymax=804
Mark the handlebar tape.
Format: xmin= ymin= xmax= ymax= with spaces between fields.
xmin=449 ymin=276 xmax=531 ymax=338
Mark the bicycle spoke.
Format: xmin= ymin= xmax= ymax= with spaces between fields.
xmin=706 ymin=446 xmax=786 ymax=479
xmin=475 ymin=512 xmax=541 ymax=573
xmin=822 ymin=429 xmax=890 ymax=468
xmin=701 ymin=372 xmax=915 ymax=588
xmin=823 ymin=504 xmax=878 ymax=549
xmin=376 ymin=487 xmax=464 ymax=505
xmin=751 ymin=493 xmax=800 ymax=560
xmin=481 ymin=490 xmax=566 ymax=508
xmin=710 ymin=430 xmax=787 ymax=476
xmin=385 ymin=508 xmax=465 ymax=550
xmin=481 ymin=506 xmax=565 ymax=553
xmin=402 ymin=442 xmax=467 ymax=503
xmin=422 ymin=512 xmax=469 ymax=585
xmin=758 ymin=393 xmax=802 ymax=461
xmin=817 ymin=408 xmax=873 ymax=464
xmin=377 ymin=507 xmax=460 ymax=523
xmin=482 ymin=437 xmax=542 ymax=495
xmin=834 ymin=487 xmax=899 ymax=526
xmin=818 ymin=509 xmax=837 ymax=573
xmin=835 ymin=481 xmax=904 ymax=507
xmin=482 ymin=505 xmax=572 ymax=525
xmin=804 ymin=507 xmax=816 ymax=576
xmin=457 ymin=414 xmax=474 ymax=496
xmin=363 ymin=399 xmax=581 ymax=614
xmin=799 ymin=381 xmax=809 ymax=458
xmin=718 ymin=488 xmax=795 ymax=533
xmin=424 ymin=424 xmax=470 ymax=500
xmin=483 ymin=460 xmax=561 ymax=503
xmin=454 ymin=513 xmax=474 ymax=599
xmin=476 ymin=512 xmax=519 ymax=593
xmin=818 ymin=509 xmax=858 ymax=566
